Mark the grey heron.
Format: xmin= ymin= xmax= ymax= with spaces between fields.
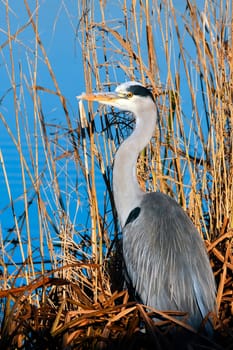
xmin=78 ymin=81 xmax=216 ymax=331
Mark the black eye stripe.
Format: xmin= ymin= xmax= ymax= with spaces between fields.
xmin=126 ymin=85 xmax=155 ymax=102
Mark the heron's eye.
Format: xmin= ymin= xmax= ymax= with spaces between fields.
xmin=126 ymin=91 xmax=133 ymax=98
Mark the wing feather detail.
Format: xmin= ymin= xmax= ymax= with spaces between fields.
xmin=123 ymin=192 xmax=216 ymax=328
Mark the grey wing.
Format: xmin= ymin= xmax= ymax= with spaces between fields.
xmin=123 ymin=192 xmax=216 ymax=328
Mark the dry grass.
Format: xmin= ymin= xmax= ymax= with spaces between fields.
xmin=0 ymin=0 xmax=232 ymax=349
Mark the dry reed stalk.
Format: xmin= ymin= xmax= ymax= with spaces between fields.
xmin=0 ymin=272 xmax=226 ymax=349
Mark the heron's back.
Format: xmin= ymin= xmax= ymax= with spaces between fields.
xmin=123 ymin=192 xmax=216 ymax=329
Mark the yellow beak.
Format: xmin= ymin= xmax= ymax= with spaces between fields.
xmin=77 ymin=92 xmax=120 ymax=103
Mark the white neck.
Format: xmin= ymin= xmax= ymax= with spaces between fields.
xmin=113 ymin=106 xmax=157 ymax=226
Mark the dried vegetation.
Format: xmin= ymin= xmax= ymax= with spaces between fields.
xmin=0 ymin=0 xmax=232 ymax=349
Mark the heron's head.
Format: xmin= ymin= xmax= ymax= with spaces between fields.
xmin=77 ymin=81 xmax=155 ymax=114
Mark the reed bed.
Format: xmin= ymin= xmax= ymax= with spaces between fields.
xmin=0 ymin=0 xmax=232 ymax=348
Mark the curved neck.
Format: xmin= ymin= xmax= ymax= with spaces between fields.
xmin=113 ymin=108 xmax=157 ymax=226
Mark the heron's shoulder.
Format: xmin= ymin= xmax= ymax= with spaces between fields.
xmin=124 ymin=192 xmax=182 ymax=228
xmin=124 ymin=191 xmax=196 ymax=233
xmin=140 ymin=191 xmax=194 ymax=226
xmin=141 ymin=191 xmax=180 ymax=209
